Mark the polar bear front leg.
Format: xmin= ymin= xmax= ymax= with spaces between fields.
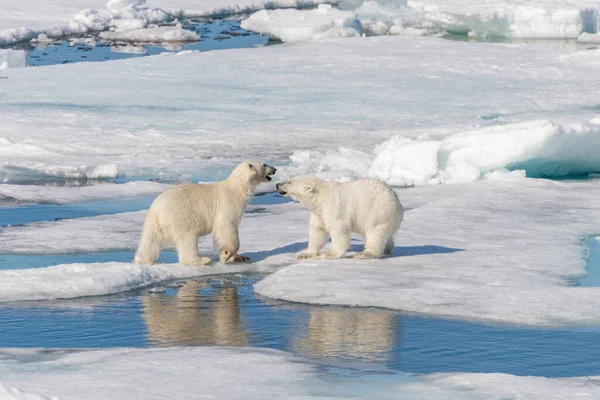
xmin=319 ymin=225 xmax=351 ymax=259
xmin=215 ymin=225 xmax=250 ymax=263
xmin=297 ymin=213 xmax=328 ymax=259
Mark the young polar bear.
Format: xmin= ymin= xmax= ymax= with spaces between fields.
xmin=276 ymin=176 xmax=403 ymax=259
xmin=134 ymin=161 xmax=276 ymax=265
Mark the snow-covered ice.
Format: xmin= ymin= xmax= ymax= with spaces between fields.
xmin=1 ymin=347 xmax=600 ymax=400
xmin=254 ymin=179 xmax=600 ymax=326
xmin=278 ymin=119 xmax=600 ymax=186
xmin=0 ymin=0 xmax=334 ymax=46
xmin=0 ymin=262 xmax=280 ymax=302
xmin=2 ymin=179 xmax=600 ymax=326
xmin=0 ymin=162 xmax=119 ymax=183
xmin=238 ymin=0 xmax=600 ymax=40
xmin=98 ymin=26 xmax=200 ymax=42
xmin=2 ymin=36 xmax=600 ymax=181
xmin=144 ymin=0 xmax=336 ymax=19
xmin=405 ymin=0 xmax=600 ymax=39
xmin=0 ymin=50 xmax=26 ymax=69
xmin=578 ymin=32 xmax=600 ymax=43
xmin=241 ymin=4 xmax=363 ymax=43
xmin=0 ymin=181 xmax=170 ymax=205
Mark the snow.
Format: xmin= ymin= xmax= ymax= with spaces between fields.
xmin=3 ymin=179 xmax=600 ymax=326
xmin=405 ymin=0 xmax=600 ymax=39
xmin=237 ymin=0 xmax=600 ymax=40
xmin=278 ymin=119 xmax=600 ymax=186
xmin=0 ymin=383 xmax=55 ymax=400
xmin=241 ymin=4 xmax=363 ymax=43
xmin=2 ymin=36 xmax=600 ymax=181
xmin=255 ymin=179 xmax=600 ymax=327
xmin=0 ymin=0 xmax=334 ymax=46
xmin=98 ymin=26 xmax=200 ymax=42
xmin=0 ymin=262 xmax=278 ymax=302
xmin=0 ymin=181 xmax=170 ymax=205
xmin=0 ymin=163 xmax=119 ymax=184
xmin=578 ymin=32 xmax=600 ymax=43
xmin=0 ymin=50 xmax=26 ymax=70
xmin=1 ymin=347 xmax=600 ymax=400
xmin=0 ymin=203 xmax=307 ymax=300
xmin=144 ymin=0 xmax=336 ymax=19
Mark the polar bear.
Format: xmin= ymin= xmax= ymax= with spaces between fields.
xmin=276 ymin=176 xmax=403 ymax=259
xmin=134 ymin=161 xmax=276 ymax=265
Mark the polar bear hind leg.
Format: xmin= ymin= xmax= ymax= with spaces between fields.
xmin=354 ymin=225 xmax=390 ymax=259
xmin=134 ymin=212 xmax=163 ymax=265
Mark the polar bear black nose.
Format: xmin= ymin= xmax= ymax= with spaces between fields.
xmin=276 ymin=183 xmax=281 ymax=189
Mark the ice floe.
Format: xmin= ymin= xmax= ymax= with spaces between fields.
xmin=1 ymin=347 xmax=600 ymax=399
xmin=0 ymin=181 xmax=171 ymax=205
xmin=278 ymin=119 xmax=600 ymax=186
xmin=2 ymin=36 xmax=600 ymax=180
xmin=0 ymin=262 xmax=280 ymax=302
xmin=0 ymin=0 xmax=334 ymax=46
xmin=3 ymin=179 xmax=600 ymax=326
xmin=238 ymin=0 xmax=600 ymax=41
xmin=0 ymin=50 xmax=26 ymax=69
xmin=241 ymin=4 xmax=363 ymax=43
xmin=0 ymin=163 xmax=119 ymax=184
xmin=98 ymin=25 xmax=200 ymax=42
xmin=406 ymin=0 xmax=600 ymax=39
xmin=255 ymin=179 xmax=600 ymax=326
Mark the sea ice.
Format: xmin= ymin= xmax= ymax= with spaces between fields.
xmin=254 ymin=179 xmax=600 ymax=326
xmin=3 ymin=179 xmax=600 ymax=326
xmin=98 ymin=26 xmax=200 ymax=42
xmin=278 ymin=119 xmax=600 ymax=186
xmin=0 ymin=50 xmax=26 ymax=69
xmin=0 ymin=0 xmax=334 ymax=46
xmin=1 ymin=347 xmax=600 ymax=400
xmin=240 ymin=4 xmax=363 ymax=43
xmin=0 ymin=181 xmax=171 ymax=205
xmin=405 ymin=0 xmax=600 ymax=39
xmin=1 ymin=36 xmax=600 ymax=180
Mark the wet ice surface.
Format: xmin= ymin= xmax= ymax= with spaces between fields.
xmin=7 ymin=20 xmax=270 ymax=67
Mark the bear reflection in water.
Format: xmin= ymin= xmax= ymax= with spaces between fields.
xmin=292 ymin=307 xmax=398 ymax=363
xmin=141 ymin=280 xmax=399 ymax=364
xmin=142 ymin=281 xmax=249 ymax=347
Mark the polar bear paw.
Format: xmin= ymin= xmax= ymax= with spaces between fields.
xmin=318 ymin=252 xmax=344 ymax=259
xmin=296 ymin=251 xmax=317 ymax=260
xmin=220 ymin=251 xmax=251 ymax=263
xmin=181 ymin=257 xmax=213 ymax=266
xmin=352 ymin=250 xmax=381 ymax=259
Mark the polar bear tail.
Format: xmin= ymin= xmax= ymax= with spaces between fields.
xmin=133 ymin=209 xmax=163 ymax=265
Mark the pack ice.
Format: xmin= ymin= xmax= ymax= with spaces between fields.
xmin=241 ymin=0 xmax=600 ymax=41
xmin=1 ymin=36 xmax=600 ymax=182
xmin=0 ymin=0 xmax=334 ymax=46
xmin=1 ymin=347 xmax=600 ymax=400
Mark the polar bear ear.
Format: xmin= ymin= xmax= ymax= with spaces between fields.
xmin=303 ymin=185 xmax=315 ymax=193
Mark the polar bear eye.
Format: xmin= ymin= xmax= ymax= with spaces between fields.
xmin=248 ymin=164 xmax=254 ymax=170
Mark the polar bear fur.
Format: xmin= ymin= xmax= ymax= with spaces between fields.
xmin=134 ymin=161 xmax=276 ymax=265
xmin=276 ymin=176 xmax=403 ymax=259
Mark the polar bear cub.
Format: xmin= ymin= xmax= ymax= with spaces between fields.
xmin=134 ymin=161 xmax=276 ymax=265
xmin=276 ymin=176 xmax=403 ymax=259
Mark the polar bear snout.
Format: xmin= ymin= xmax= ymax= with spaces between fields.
xmin=276 ymin=181 xmax=288 ymax=195
xmin=264 ymin=164 xmax=276 ymax=182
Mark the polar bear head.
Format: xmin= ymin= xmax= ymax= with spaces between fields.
xmin=229 ymin=160 xmax=277 ymax=185
xmin=276 ymin=176 xmax=323 ymax=205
